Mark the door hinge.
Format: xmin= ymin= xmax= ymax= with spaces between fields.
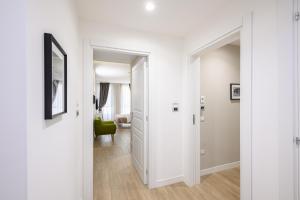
xmin=146 ymin=169 xmax=148 ymax=175
xmin=295 ymin=137 xmax=300 ymax=145
xmin=295 ymin=11 xmax=300 ymax=21
xmin=146 ymin=115 xmax=149 ymax=121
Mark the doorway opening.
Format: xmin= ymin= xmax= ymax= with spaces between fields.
xmin=186 ymin=25 xmax=252 ymax=198
xmin=199 ymin=38 xmax=241 ymax=199
xmin=89 ymin=47 xmax=149 ymax=199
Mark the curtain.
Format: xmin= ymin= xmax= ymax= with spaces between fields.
xmin=95 ymin=99 xmax=99 ymax=111
xmin=99 ymin=83 xmax=110 ymax=111
xmin=120 ymin=84 xmax=131 ymax=114
xmin=102 ymin=84 xmax=117 ymax=120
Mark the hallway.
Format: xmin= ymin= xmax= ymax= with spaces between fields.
xmin=93 ymin=129 xmax=240 ymax=200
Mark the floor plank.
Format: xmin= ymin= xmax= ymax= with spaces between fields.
xmin=94 ymin=129 xmax=240 ymax=200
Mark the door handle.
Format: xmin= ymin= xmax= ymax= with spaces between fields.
xmin=193 ymin=114 xmax=195 ymax=125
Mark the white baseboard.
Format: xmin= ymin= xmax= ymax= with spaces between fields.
xmin=200 ymin=161 xmax=240 ymax=176
xmin=154 ymin=175 xmax=184 ymax=188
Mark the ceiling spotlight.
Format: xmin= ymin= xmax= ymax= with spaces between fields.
xmin=145 ymin=2 xmax=155 ymax=12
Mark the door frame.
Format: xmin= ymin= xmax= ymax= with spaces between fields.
xmin=186 ymin=13 xmax=254 ymax=200
xmin=295 ymin=0 xmax=300 ymax=199
xmin=82 ymin=40 xmax=151 ymax=200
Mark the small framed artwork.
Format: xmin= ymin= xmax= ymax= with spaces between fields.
xmin=230 ymin=83 xmax=240 ymax=100
xmin=44 ymin=33 xmax=67 ymax=119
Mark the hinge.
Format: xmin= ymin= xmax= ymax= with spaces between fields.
xmin=295 ymin=137 xmax=300 ymax=145
xmin=146 ymin=169 xmax=148 ymax=175
xmin=146 ymin=115 xmax=149 ymax=121
xmin=295 ymin=11 xmax=300 ymax=21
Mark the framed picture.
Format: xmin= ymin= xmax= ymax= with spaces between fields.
xmin=44 ymin=33 xmax=67 ymax=119
xmin=230 ymin=83 xmax=240 ymax=100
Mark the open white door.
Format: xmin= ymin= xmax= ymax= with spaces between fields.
xmin=131 ymin=57 xmax=148 ymax=184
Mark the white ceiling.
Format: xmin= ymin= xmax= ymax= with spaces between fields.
xmin=94 ymin=61 xmax=131 ymax=83
xmin=94 ymin=49 xmax=138 ymax=64
xmin=76 ymin=0 xmax=237 ymax=37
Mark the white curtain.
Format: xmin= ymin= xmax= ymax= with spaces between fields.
xmin=99 ymin=83 xmax=131 ymax=120
xmin=120 ymin=84 xmax=131 ymax=115
xmin=102 ymin=84 xmax=117 ymax=120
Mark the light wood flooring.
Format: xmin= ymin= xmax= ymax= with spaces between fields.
xmin=94 ymin=129 xmax=240 ymax=200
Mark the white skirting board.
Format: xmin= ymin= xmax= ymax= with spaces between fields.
xmin=154 ymin=175 xmax=184 ymax=188
xmin=200 ymin=161 xmax=240 ymax=176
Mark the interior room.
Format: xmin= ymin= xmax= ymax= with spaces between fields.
xmin=92 ymin=49 xmax=149 ymax=199
xmin=199 ymin=39 xmax=240 ymax=199
xmin=93 ymin=49 xmax=134 ymax=129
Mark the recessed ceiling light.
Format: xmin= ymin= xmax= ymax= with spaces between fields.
xmin=145 ymin=2 xmax=155 ymax=12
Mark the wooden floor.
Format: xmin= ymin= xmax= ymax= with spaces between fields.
xmin=94 ymin=129 xmax=240 ymax=200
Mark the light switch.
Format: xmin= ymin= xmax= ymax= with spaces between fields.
xmin=200 ymin=116 xmax=205 ymax=122
xmin=200 ymin=96 xmax=206 ymax=105
xmin=200 ymin=149 xmax=206 ymax=155
xmin=172 ymin=103 xmax=179 ymax=112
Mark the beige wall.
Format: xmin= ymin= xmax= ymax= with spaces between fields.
xmin=200 ymin=44 xmax=240 ymax=170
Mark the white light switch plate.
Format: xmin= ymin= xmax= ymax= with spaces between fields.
xmin=200 ymin=149 xmax=206 ymax=155
xmin=200 ymin=116 xmax=205 ymax=122
xmin=200 ymin=96 xmax=206 ymax=104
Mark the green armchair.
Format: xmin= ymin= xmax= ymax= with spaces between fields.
xmin=94 ymin=117 xmax=117 ymax=141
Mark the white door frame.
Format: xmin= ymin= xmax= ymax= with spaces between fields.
xmin=295 ymin=0 xmax=300 ymax=199
xmin=187 ymin=13 xmax=254 ymax=200
xmin=82 ymin=40 xmax=151 ymax=200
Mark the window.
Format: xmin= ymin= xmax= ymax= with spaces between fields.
xmin=120 ymin=84 xmax=131 ymax=115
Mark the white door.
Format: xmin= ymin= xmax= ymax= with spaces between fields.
xmin=131 ymin=57 xmax=148 ymax=184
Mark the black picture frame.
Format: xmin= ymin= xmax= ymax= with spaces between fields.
xmin=230 ymin=83 xmax=240 ymax=100
xmin=44 ymin=33 xmax=67 ymax=120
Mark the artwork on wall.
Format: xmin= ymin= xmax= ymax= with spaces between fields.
xmin=230 ymin=83 xmax=240 ymax=100
xmin=44 ymin=33 xmax=67 ymax=119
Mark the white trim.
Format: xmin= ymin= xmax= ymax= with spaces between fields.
xmin=200 ymin=162 xmax=240 ymax=176
xmin=154 ymin=175 xmax=184 ymax=188
xmin=82 ymin=40 xmax=94 ymax=200
xmin=295 ymin=0 xmax=300 ymax=199
xmin=190 ymin=26 xmax=242 ymax=59
xmin=240 ymin=13 xmax=254 ymax=200
xmin=186 ymin=12 xmax=253 ymax=200
xmin=82 ymin=40 xmax=152 ymax=200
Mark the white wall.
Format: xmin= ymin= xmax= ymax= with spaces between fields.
xmin=200 ymin=45 xmax=240 ymax=170
xmin=80 ymin=19 xmax=184 ymax=187
xmin=183 ymin=0 xmax=295 ymax=199
xmin=246 ymin=2 xmax=279 ymax=199
xmin=27 ymin=0 xmax=83 ymax=200
xmin=0 ymin=1 xmax=27 ymax=199
xmin=277 ymin=1 xmax=295 ymax=200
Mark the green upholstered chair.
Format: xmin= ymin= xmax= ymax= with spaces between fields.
xmin=94 ymin=117 xmax=117 ymax=142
